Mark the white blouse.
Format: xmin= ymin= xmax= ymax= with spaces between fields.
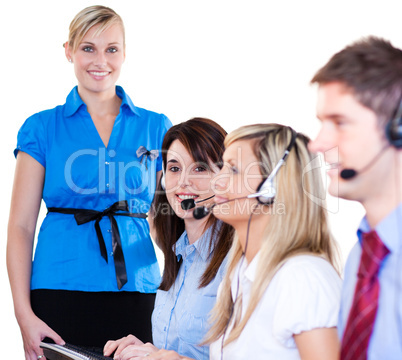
xmin=209 ymin=254 xmax=342 ymax=360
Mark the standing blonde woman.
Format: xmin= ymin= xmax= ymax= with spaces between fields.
xmin=7 ymin=5 xmax=171 ymax=359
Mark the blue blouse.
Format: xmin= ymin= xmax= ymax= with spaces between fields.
xmin=14 ymin=86 xmax=172 ymax=292
xmin=151 ymin=225 xmax=228 ymax=360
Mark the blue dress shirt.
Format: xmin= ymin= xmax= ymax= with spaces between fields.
xmin=338 ymin=203 xmax=402 ymax=359
xmin=14 ymin=86 xmax=171 ymax=292
xmin=152 ymin=225 xmax=228 ymax=360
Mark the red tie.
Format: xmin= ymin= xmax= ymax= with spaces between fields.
xmin=340 ymin=230 xmax=390 ymax=360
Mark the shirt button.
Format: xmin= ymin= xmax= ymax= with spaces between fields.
xmin=105 ymin=161 xmax=110 ymax=165
xmin=110 ymin=251 xmax=114 ymax=257
xmin=106 ymin=183 xmax=109 ymax=188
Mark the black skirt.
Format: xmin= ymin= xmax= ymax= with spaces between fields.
xmin=31 ymin=289 xmax=156 ymax=349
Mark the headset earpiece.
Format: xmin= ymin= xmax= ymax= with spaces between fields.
xmin=254 ymin=128 xmax=298 ymax=205
xmin=386 ymin=99 xmax=402 ymax=148
xmin=161 ymin=165 xmax=166 ymax=190
xmin=256 ymin=179 xmax=276 ymax=205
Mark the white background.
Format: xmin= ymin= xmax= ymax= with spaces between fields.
xmin=1 ymin=0 xmax=400 ymax=356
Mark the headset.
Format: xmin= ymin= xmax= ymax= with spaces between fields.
xmin=386 ymin=99 xmax=402 ymax=149
xmin=341 ymin=98 xmax=402 ymax=180
xmin=254 ymin=128 xmax=297 ymax=204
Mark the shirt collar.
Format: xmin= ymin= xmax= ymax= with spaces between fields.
xmin=64 ymin=86 xmax=85 ymax=117
xmin=244 ymin=252 xmax=260 ymax=283
xmin=115 ymin=85 xmax=140 ymax=116
xmin=230 ymin=252 xmax=260 ymax=301
xmin=357 ymin=203 xmax=402 ymax=253
xmin=63 ymin=85 xmax=140 ymax=118
xmin=232 ymin=252 xmax=260 ymax=284
xmin=175 ymin=231 xmax=189 ymax=259
xmin=175 ymin=224 xmax=218 ymax=262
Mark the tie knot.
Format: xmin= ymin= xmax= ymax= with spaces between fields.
xmin=358 ymin=230 xmax=390 ymax=278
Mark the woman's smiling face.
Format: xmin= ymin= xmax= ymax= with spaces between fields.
xmin=212 ymin=139 xmax=263 ymax=225
xmin=165 ymin=140 xmax=219 ymax=220
xmin=67 ymin=24 xmax=125 ymax=97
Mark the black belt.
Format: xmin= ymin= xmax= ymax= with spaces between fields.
xmin=47 ymin=200 xmax=147 ymax=290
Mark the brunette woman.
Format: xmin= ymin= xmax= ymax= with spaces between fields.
xmin=104 ymin=118 xmax=234 ymax=360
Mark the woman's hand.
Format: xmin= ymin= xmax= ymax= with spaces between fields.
xmin=103 ymin=334 xmax=145 ymax=358
xmin=103 ymin=336 xmax=194 ymax=360
xmin=20 ymin=311 xmax=64 ymax=360
xmin=115 ymin=342 xmax=159 ymax=360
xmin=118 ymin=348 xmax=194 ymax=360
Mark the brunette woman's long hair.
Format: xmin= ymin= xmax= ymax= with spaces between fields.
xmin=152 ymin=118 xmax=235 ymax=290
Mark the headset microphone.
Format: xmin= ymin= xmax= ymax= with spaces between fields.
xmin=340 ymin=144 xmax=389 ymax=180
xmin=339 ymin=169 xmax=357 ymax=180
xmin=181 ymin=195 xmax=215 ymax=210
xmin=193 ymin=204 xmax=216 ymax=219
xmin=193 ymin=189 xmax=276 ymax=220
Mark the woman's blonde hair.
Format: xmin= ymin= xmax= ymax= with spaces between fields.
xmin=205 ymin=123 xmax=340 ymax=346
xmin=66 ymin=5 xmax=125 ymax=53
